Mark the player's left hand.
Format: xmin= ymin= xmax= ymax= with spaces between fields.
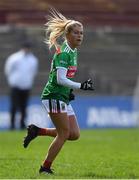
xmin=69 ymin=89 xmax=75 ymax=101
xmin=80 ymin=78 xmax=95 ymax=90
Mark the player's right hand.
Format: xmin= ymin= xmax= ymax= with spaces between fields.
xmin=80 ymin=79 xmax=95 ymax=90
xmin=69 ymin=89 xmax=75 ymax=101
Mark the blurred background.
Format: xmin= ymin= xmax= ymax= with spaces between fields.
xmin=0 ymin=0 xmax=139 ymax=129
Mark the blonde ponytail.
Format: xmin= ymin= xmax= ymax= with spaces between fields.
xmin=45 ymin=8 xmax=82 ymax=49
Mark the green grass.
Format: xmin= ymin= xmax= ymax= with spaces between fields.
xmin=0 ymin=128 xmax=139 ymax=179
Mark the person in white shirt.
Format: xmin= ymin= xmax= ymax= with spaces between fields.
xmin=4 ymin=41 xmax=38 ymax=130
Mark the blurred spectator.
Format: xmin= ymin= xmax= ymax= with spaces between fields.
xmin=4 ymin=41 xmax=39 ymax=130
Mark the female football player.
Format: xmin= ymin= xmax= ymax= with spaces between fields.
xmin=23 ymin=9 xmax=94 ymax=174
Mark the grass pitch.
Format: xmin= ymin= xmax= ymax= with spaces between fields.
xmin=0 ymin=128 xmax=139 ymax=179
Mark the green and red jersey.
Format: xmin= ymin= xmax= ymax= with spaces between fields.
xmin=41 ymin=41 xmax=78 ymax=104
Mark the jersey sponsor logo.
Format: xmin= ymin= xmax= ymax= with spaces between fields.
xmin=66 ymin=66 xmax=77 ymax=78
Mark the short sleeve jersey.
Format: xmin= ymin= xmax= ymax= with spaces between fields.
xmin=41 ymin=41 xmax=78 ymax=104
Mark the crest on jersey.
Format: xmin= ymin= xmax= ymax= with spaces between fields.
xmin=66 ymin=66 xmax=77 ymax=78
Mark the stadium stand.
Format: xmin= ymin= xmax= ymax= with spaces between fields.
xmin=0 ymin=0 xmax=139 ymax=26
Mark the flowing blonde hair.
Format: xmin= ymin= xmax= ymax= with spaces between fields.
xmin=45 ymin=8 xmax=83 ymax=50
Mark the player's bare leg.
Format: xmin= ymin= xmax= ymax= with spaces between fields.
xmin=39 ymin=112 xmax=69 ymax=174
xmin=68 ymin=115 xmax=80 ymax=140
xmin=23 ymin=114 xmax=80 ymax=148
xmin=35 ymin=115 xmax=80 ymax=140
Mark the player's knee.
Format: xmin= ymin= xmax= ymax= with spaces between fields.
xmin=64 ymin=129 xmax=70 ymax=140
xmin=73 ymin=131 xmax=80 ymax=140
xmin=58 ymin=128 xmax=70 ymax=140
xmin=69 ymin=131 xmax=80 ymax=140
